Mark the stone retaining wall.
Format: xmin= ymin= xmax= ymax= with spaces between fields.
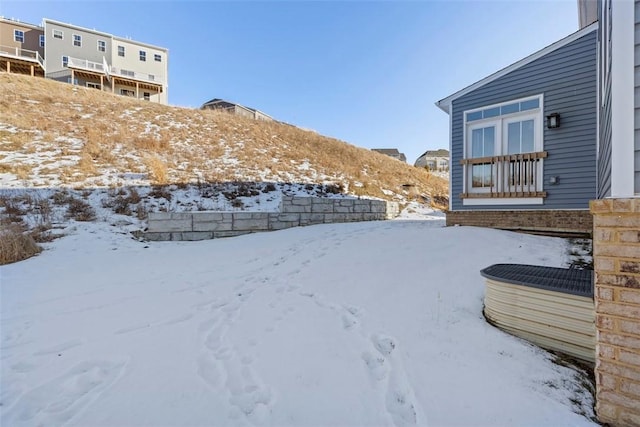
xmin=144 ymin=196 xmax=400 ymax=241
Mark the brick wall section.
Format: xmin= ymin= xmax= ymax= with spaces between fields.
xmin=446 ymin=210 xmax=593 ymax=235
xmin=591 ymin=198 xmax=640 ymax=426
xmin=144 ymin=196 xmax=400 ymax=241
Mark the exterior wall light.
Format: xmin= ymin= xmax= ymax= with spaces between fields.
xmin=546 ymin=113 xmax=560 ymax=129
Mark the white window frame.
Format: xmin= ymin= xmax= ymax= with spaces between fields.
xmin=73 ymin=33 xmax=82 ymax=47
xmin=14 ymin=29 xmax=24 ymax=43
xmin=117 ymin=45 xmax=125 ymax=57
xmin=97 ymin=40 xmax=106 ymax=52
xmin=154 ymin=54 xmax=161 ymax=62
xmin=143 ymin=92 xmax=150 ymax=101
xmin=53 ymin=29 xmax=63 ymax=39
xmin=139 ymin=50 xmax=146 ymax=61
xmin=62 ymin=55 xmax=68 ymax=67
xmin=87 ymin=82 xmax=101 ymax=89
xmin=462 ymin=94 xmax=545 ymax=205
xmin=39 ymin=35 xmax=45 ymax=47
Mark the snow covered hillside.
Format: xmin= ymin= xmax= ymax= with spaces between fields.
xmin=1 ymin=211 xmax=597 ymax=426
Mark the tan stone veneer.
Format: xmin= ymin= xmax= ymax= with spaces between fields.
xmin=591 ymin=198 xmax=640 ymax=426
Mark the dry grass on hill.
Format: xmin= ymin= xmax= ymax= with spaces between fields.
xmin=0 ymin=72 xmax=447 ymax=207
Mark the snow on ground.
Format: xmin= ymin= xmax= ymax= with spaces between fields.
xmin=0 ymin=211 xmax=596 ymax=426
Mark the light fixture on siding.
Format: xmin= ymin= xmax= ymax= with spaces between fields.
xmin=546 ymin=113 xmax=560 ymax=129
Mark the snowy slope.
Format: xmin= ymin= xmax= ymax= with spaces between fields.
xmin=1 ymin=213 xmax=596 ymax=427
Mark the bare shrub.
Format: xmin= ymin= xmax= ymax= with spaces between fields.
xmin=145 ymin=155 xmax=168 ymax=185
xmin=0 ymin=225 xmax=42 ymax=265
xmin=66 ymin=197 xmax=96 ymax=221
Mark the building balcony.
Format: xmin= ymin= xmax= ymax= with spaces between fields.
xmin=460 ymin=151 xmax=548 ymax=198
xmin=0 ymin=44 xmax=44 ymax=73
xmin=64 ymin=56 xmax=163 ymax=86
xmin=109 ymin=66 xmax=163 ymax=86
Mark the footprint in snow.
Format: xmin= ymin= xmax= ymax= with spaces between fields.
xmin=2 ymin=359 xmax=127 ymax=427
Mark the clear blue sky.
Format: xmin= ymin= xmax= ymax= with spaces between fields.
xmin=1 ymin=0 xmax=579 ymax=164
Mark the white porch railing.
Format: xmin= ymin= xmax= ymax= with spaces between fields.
xmin=0 ymin=44 xmax=44 ymax=68
xmin=67 ymin=56 xmax=105 ymax=73
xmin=109 ymin=66 xmax=163 ymax=85
xmin=460 ymin=151 xmax=548 ymax=198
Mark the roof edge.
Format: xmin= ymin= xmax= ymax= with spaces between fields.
xmin=435 ymin=21 xmax=599 ymax=114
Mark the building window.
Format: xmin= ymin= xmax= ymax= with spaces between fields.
xmin=118 ymin=45 xmax=125 ymax=57
xmin=148 ymin=74 xmax=155 ymax=81
xmin=139 ymin=50 xmax=146 ymax=61
xmin=62 ymin=56 xmax=68 ymax=67
xmin=14 ymin=30 xmax=24 ymax=43
xmin=120 ymin=89 xmax=135 ymax=97
xmin=143 ymin=92 xmax=150 ymax=101
xmin=87 ymin=82 xmax=101 ymax=90
xmin=53 ymin=29 xmax=63 ymax=39
xmin=97 ymin=40 xmax=106 ymax=52
xmin=73 ymin=34 xmax=82 ymax=47
xmin=39 ymin=35 xmax=45 ymax=47
xmin=154 ymin=54 xmax=161 ymax=62
xmin=462 ymin=95 xmax=544 ymax=201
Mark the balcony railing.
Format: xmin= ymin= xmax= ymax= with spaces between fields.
xmin=460 ymin=151 xmax=548 ymax=198
xmin=64 ymin=57 xmax=163 ymax=85
xmin=0 ymin=44 xmax=44 ymax=68
xmin=109 ymin=66 xmax=163 ymax=85
xmin=67 ymin=56 xmax=105 ymax=73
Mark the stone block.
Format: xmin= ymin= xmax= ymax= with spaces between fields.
xmin=619 ymin=231 xmax=640 ymax=244
xmin=595 ymin=401 xmax=618 ymax=421
xmin=143 ymin=232 xmax=171 ymax=241
xmin=193 ymin=221 xmax=233 ymax=232
xmin=594 ymin=228 xmax=614 ymax=243
xmin=334 ymin=206 xmax=353 ymax=213
xmin=233 ymin=217 xmax=269 ymax=231
xmin=598 ymin=301 xmax=640 ymax=318
xmin=148 ymin=219 xmax=192 ymax=232
xmin=290 ymin=197 xmax=312 ymax=206
xmin=597 ymin=314 xmax=615 ymax=331
xmin=353 ymin=204 xmax=371 ymax=213
xmin=598 ymin=390 xmax=640 ymax=412
xmin=620 ymin=409 xmax=640 ymax=426
xmin=619 ymin=350 xmax=640 ymax=367
xmin=191 ymin=212 xmax=226 ymax=222
xmin=595 ymin=214 xmax=640 ymax=228
xmin=595 ymin=243 xmax=640 ymax=260
xmin=329 ymin=213 xmax=349 ymax=223
xmin=599 ymin=330 xmax=640 ymax=351
xmin=214 ymin=230 xmax=253 ymax=238
xmin=282 ymin=204 xmax=311 ymax=213
xmin=370 ymin=203 xmax=386 ymax=213
xmin=613 ymin=199 xmax=635 ymax=213
xmin=338 ymin=199 xmax=355 ymax=207
xmin=597 ymin=286 xmax=615 ymax=301
xmin=597 ymin=370 xmax=618 ymax=390
xmin=311 ymin=202 xmax=334 ymax=213
xmin=168 ymin=212 xmax=194 ymax=220
xmin=270 ymin=213 xmax=300 ymax=223
xmin=299 ymin=213 xmax=325 ymax=225
xmin=595 ymin=258 xmax=616 ymax=273
xmin=591 ymin=199 xmax=613 ymax=213
xmin=233 ymin=212 xmax=256 ymax=220
xmin=620 ymin=319 xmax=640 ymax=335
xmin=363 ymin=213 xmax=382 ymax=221
xmin=620 ymin=380 xmax=640 ymax=398
xmin=620 ymin=289 xmax=640 ymax=304
xmin=269 ymin=221 xmax=297 ymax=231
xmin=148 ymin=212 xmax=172 ymax=221
xmin=182 ymin=232 xmax=214 ymax=241
xmin=596 ymin=274 xmax=640 ymax=289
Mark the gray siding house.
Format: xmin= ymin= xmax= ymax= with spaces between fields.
xmin=201 ymin=99 xmax=273 ymax=121
xmin=42 ymin=18 xmax=168 ymax=104
xmin=436 ymin=23 xmax=598 ymax=235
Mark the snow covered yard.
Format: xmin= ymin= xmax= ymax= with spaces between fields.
xmin=1 ymin=213 xmax=596 ymax=426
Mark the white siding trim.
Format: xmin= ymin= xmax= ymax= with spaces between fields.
xmin=462 ymin=198 xmax=544 ymax=206
xmin=610 ymin=0 xmax=636 ymax=197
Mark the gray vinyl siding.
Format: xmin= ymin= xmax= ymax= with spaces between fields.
xmin=598 ymin=0 xmax=613 ymax=198
xmin=44 ymin=20 xmax=112 ymax=75
xmin=635 ymin=0 xmax=640 ymax=192
xmin=450 ymin=29 xmax=597 ymax=211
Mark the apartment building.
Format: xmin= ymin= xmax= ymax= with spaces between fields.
xmin=0 ymin=17 xmax=45 ymax=77
xmin=0 ymin=17 xmax=168 ymax=104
